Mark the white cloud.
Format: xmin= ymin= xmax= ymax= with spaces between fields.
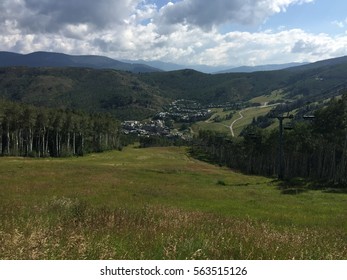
xmin=155 ymin=0 xmax=314 ymax=32
xmin=1 ymin=0 xmax=347 ymax=67
xmin=0 ymin=0 xmax=144 ymax=35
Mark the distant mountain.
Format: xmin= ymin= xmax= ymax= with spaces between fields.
xmin=118 ymin=59 xmax=313 ymax=74
xmin=122 ymin=59 xmax=231 ymax=73
xmin=0 ymin=51 xmax=162 ymax=73
xmin=122 ymin=59 xmax=185 ymax=72
xmin=217 ymin=62 xmax=308 ymax=73
xmin=188 ymin=64 xmax=232 ymax=73
xmin=285 ymin=55 xmax=347 ymax=72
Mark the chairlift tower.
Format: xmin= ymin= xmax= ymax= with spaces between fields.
xmin=272 ymin=113 xmax=315 ymax=180
xmin=272 ymin=114 xmax=294 ymax=180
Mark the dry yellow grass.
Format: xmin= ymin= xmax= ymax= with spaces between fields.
xmin=1 ymin=199 xmax=345 ymax=260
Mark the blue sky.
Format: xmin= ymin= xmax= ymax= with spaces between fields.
xmin=1 ymin=0 xmax=347 ymax=67
xmin=263 ymin=1 xmax=347 ymax=34
xmin=217 ymin=1 xmax=347 ymax=36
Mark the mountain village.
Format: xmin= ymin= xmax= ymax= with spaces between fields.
xmin=122 ymin=99 xmax=212 ymax=138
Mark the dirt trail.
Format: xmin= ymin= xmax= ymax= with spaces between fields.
xmin=230 ymin=109 xmax=247 ymax=137
xmin=230 ymin=103 xmax=281 ymax=137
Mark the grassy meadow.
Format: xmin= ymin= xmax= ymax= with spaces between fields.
xmin=0 ymin=146 xmax=346 ymax=259
xmin=249 ymin=90 xmax=286 ymax=104
xmin=229 ymin=106 xmax=274 ymax=136
xmin=191 ymin=108 xmax=231 ymax=135
xmin=192 ymin=106 xmax=274 ymax=137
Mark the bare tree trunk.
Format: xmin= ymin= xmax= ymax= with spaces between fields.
xmin=29 ymin=128 xmax=33 ymax=154
xmin=6 ymin=123 xmax=10 ymax=155
xmin=67 ymin=132 xmax=70 ymax=154
xmin=56 ymin=132 xmax=59 ymax=156
xmin=73 ymin=132 xmax=76 ymax=155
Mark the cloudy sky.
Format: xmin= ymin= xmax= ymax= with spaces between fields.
xmin=1 ymin=0 xmax=347 ymax=66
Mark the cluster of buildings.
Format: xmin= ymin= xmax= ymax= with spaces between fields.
xmin=155 ymin=99 xmax=212 ymax=123
xmin=122 ymin=119 xmax=188 ymax=139
xmin=122 ymin=99 xmax=212 ymax=139
xmin=122 ymin=120 xmax=170 ymax=137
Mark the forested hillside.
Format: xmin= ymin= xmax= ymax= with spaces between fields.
xmin=139 ymin=57 xmax=347 ymax=105
xmin=0 ymin=99 xmax=121 ymax=157
xmin=139 ymin=69 xmax=289 ymax=104
xmin=191 ymin=93 xmax=347 ymax=186
xmin=0 ymin=67 xmax=166 ymax=120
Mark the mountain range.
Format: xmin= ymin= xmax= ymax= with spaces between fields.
xmin=0 ymin=51 xmax=161 ymax=73
xmin=1 ymin=51 xmax=308 ymax=73
xmin=121 ymin=59 xmax=307 ymax=73
xmin=216 ymin=62 xmax=308 ymax=73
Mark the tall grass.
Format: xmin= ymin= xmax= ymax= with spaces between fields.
xmin=0 ymin=147 xmax=346 ymax=259
xmin=1 ymin=197 xmax=345 ymax=260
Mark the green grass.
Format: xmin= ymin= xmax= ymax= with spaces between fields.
xmin=230 ymin=106 xmax=274 ymax=136
xmin=0 ymin=146 xmax=346 ymax=259
xmin=191 ymin=108 xmax=232 ymax=135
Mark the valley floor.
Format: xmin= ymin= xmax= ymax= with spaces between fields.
xmin=0 ymin=146 xmax=346 ymax=259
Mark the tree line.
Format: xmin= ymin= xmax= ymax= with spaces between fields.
xmin=0 ymin=99 xmax=121 ymax=157
xmin=139 ymin=135 xmax=188 ymax=148
xmin=190 ymin=93 xmax=347 ymax=187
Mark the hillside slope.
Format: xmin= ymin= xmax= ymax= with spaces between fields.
xmin=0 ymin=146 xmax=346 ymax=259
xmin=139 ymin=69 xmax=290 ymax=104
xmin=140 ymin=56 xmax=347 ymax=104
xmin=0 ymin=67 xmax=166 ymax=120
